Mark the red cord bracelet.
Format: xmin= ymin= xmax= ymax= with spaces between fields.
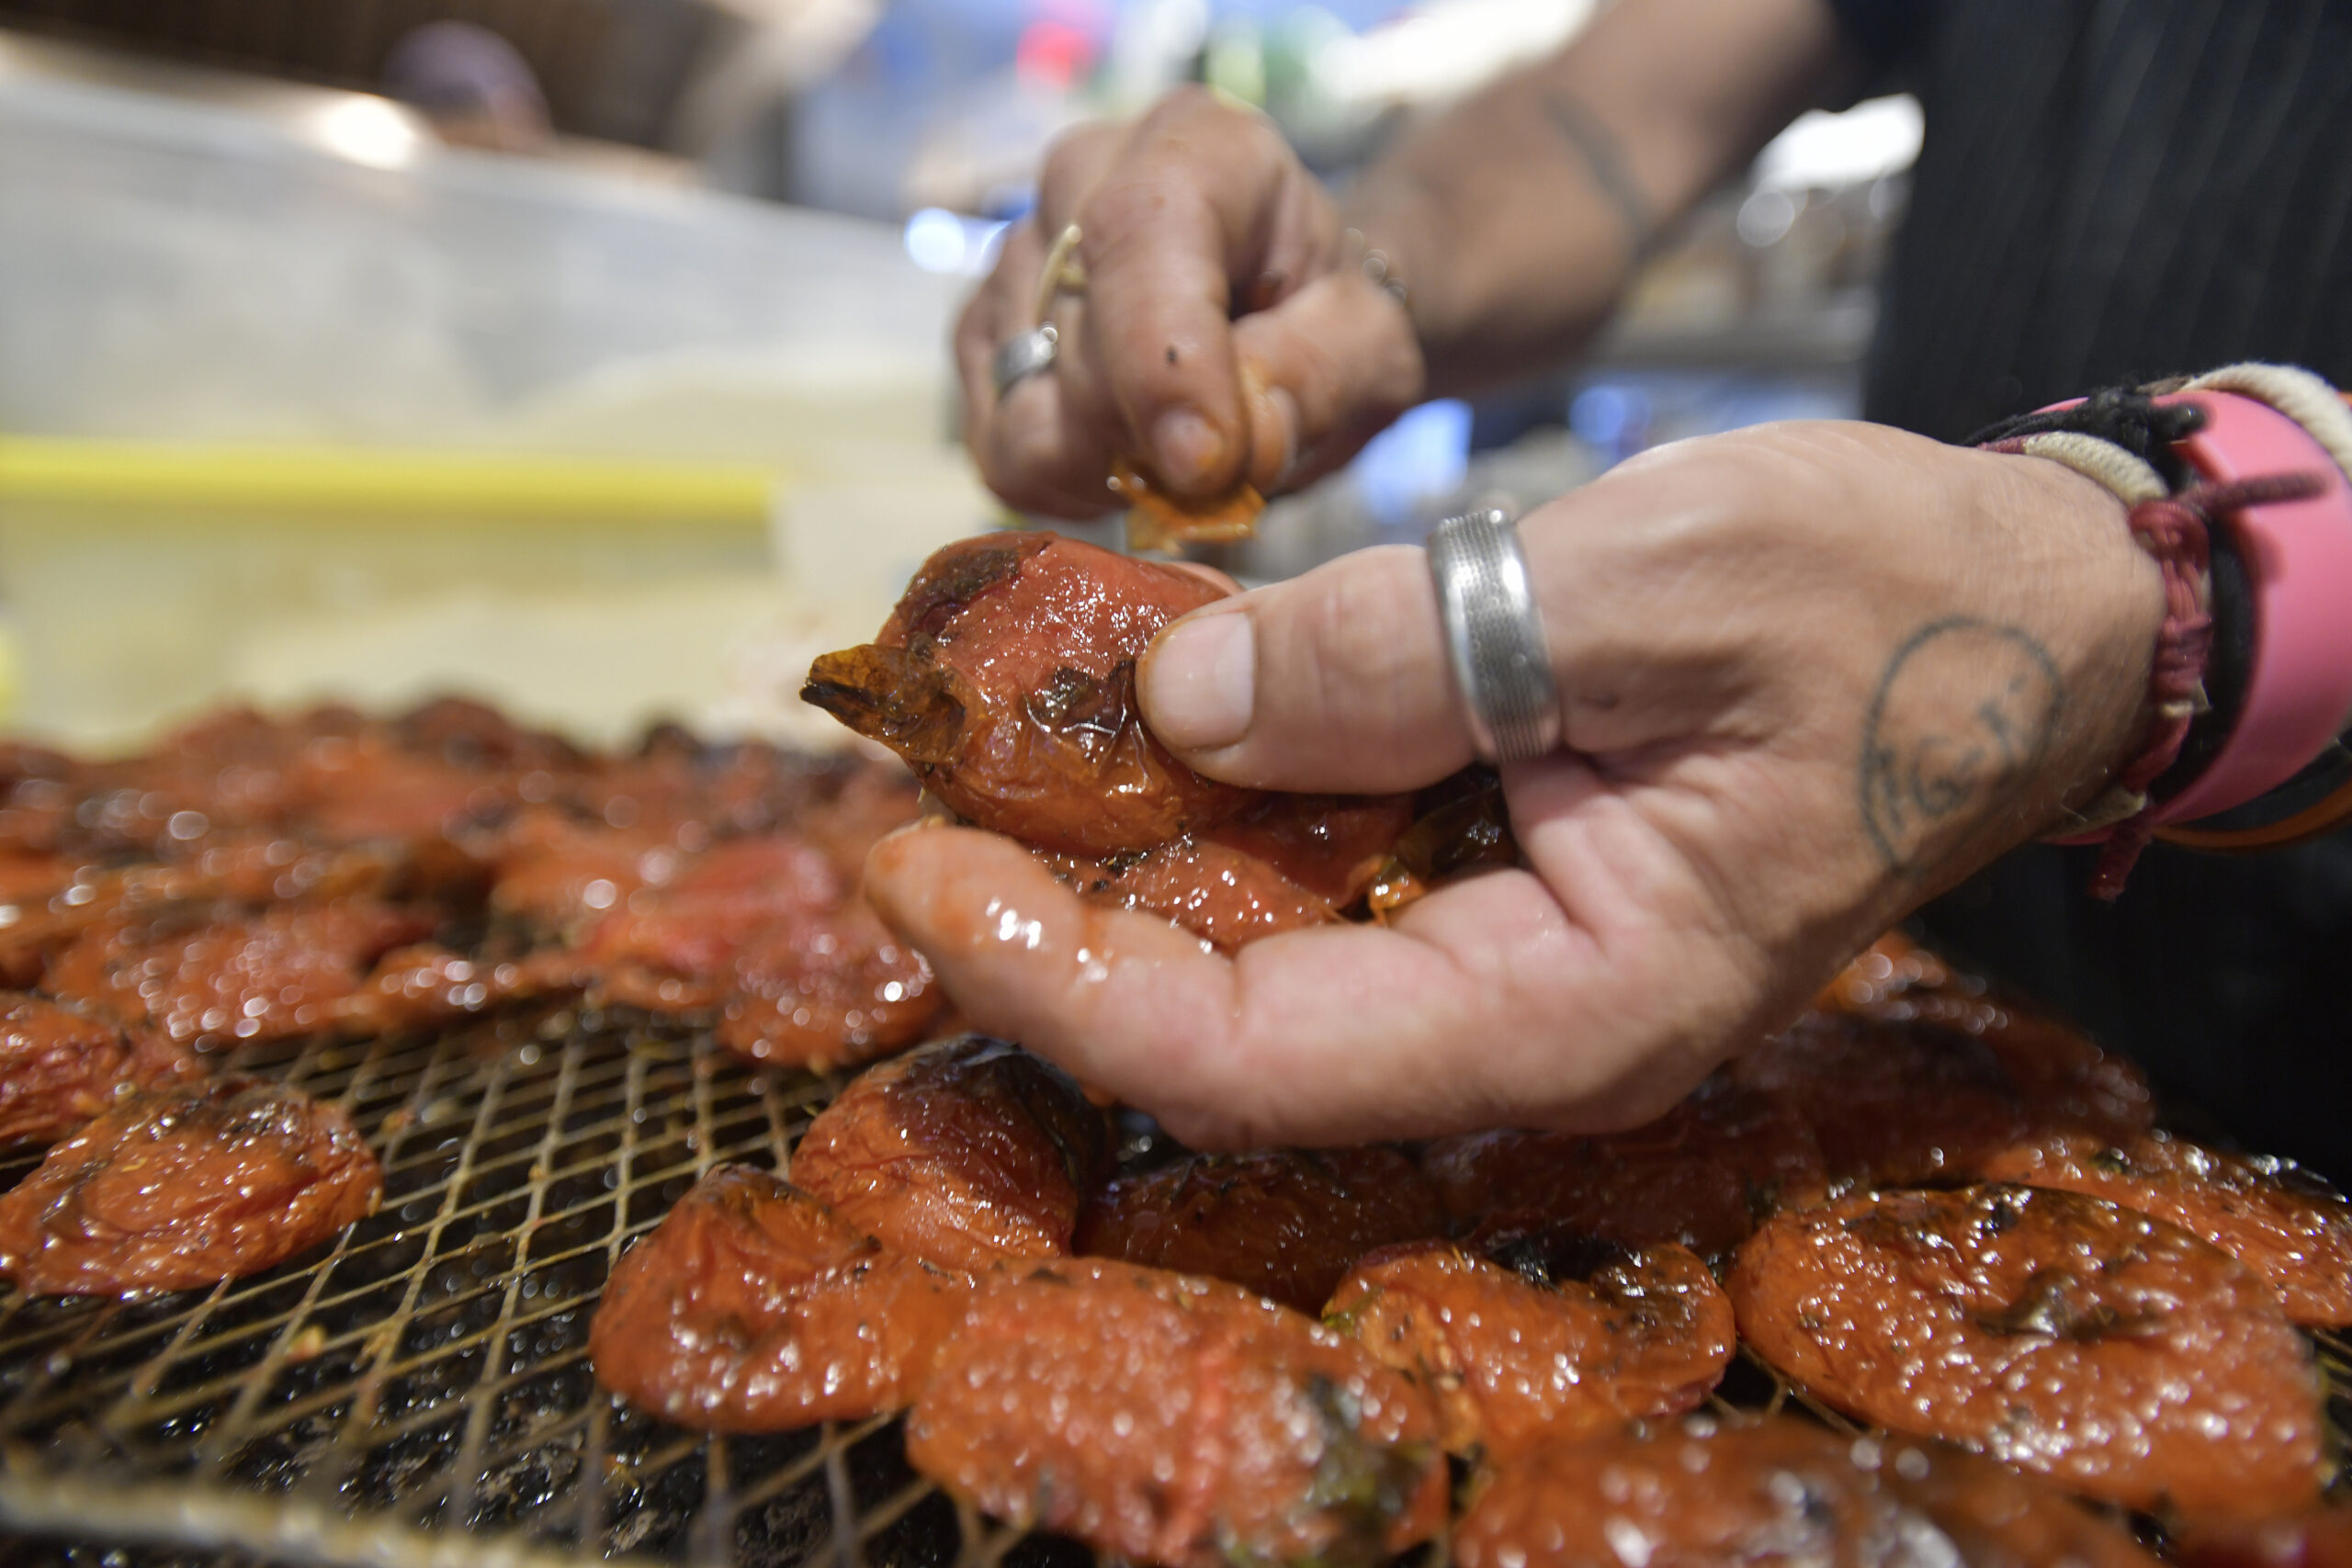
xmin=1984 ymin=386 xmax=2350 ymax=896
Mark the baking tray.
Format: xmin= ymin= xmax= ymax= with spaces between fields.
xmin=0 ymin=1013 xmax=2344 ymax=1568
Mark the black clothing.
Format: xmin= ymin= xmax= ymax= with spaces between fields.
xmin=1824 ymin=0 xmax=2352 ymax=1182
xmin=1826 ymin=0 xmax=1940 ymax=76
xmin=1848 ymin=0 xmax=2352 ymax=443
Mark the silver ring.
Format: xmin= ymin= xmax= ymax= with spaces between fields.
xmin=1427 ymin=508 xmax=1562 ymax=763
xmin=990 ymin=323 xmax=1058 ymax=400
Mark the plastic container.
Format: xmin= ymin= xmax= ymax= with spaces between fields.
xmin=0 ymin=39 xmax=990 ymax=750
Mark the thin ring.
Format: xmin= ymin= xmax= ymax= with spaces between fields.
xmin=1427 ymin=508 xmax=1562 ymax=763
xmin=991 ymin=323 xmax=1059 ymax=400
xmin=1032 ymin=223 xmax=1088 ymax=326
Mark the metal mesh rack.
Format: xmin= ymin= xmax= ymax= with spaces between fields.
xmin=0 ymin=1014 xmax=2345 ymax=1568
xmin=0 ymin=1014 xmax=1077 ymax=1568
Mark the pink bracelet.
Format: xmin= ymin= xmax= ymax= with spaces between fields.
xmin=2143 ymin=389 xmax=2352 ymax=826
xmin=1980 ymin=374 xmax=2352 ymax=892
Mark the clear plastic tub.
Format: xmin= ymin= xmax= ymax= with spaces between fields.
xmin=0 ymin=38 xmax=989 ymax=750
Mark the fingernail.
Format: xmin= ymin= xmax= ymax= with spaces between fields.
xmin=1143 ymin=612 xmax=1256 ymax=750
xmin=1152 ymin=406 xmax=1225 ymax=491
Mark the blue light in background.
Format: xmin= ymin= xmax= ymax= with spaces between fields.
xmin=1569 ymin=384 xmax=1647 ymax=452
xmin=1351 ymin=399 xmax=1471 ymax=528
xmin=1567 ymin=373 xmax=1860 ymax=468
xmin=904 ymin=208 xmax=1012 ymax=275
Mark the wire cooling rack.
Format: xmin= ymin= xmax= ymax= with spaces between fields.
xmin=0 ymin=1014 xmax=1094 ymax=1568
xmin=0 ymin=1014 xmax=2344 ymax=1568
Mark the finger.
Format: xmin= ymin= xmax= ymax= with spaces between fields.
xmin=863 ymin=807 xmax=1741 ymax=1149
xmin=1077 ymin=89 xmax=1318 ymax=498
xmin=951 ymin=217 xmax=1040 ymax=409
xmin=979 ymin=348 xmax=1131 ymax=519
xmin=958 ymin=127 xmax=1133 ymax=517
xmin=1137 ymin=545 xmax=1473 ymax=791
xmin=956 ymin=224 xmax=1083 ymax=511
xmin=1231 ymin=272 xmax=1425 ymax=493
xmin=955 ymin=223 xmax=1113 ymax=516
xmin=1031 ymin=120 xmax=1125 ymax=243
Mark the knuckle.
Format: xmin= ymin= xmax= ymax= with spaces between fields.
xmin=1234 ymin=109 xmax=1292 ymax=171
xmin=1137 ymin=82 xmax=1220 ymax=132
xmin=1298 ymin=557 xmax=1431 ymax=688
xmin=1244 ymin=555 xmax=1449 ymax=771
xmin=1037 ymin=125 xmax=1106 ymax=205
xmin=1136 ymin=84 xmax=1287 ymax=175
xmin=1137 ymin=86 xmax=1285 ymax=186
xmin=1078 ymin=171 xmax=1197 ymax=261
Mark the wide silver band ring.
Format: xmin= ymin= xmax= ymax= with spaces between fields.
xmin=1427 ymin=508 xmax=1562 ymax=763
xmin=990 ymin=323 xmax=1058 ymax=400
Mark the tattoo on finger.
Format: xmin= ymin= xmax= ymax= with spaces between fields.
xmin=1859 ymin=618 xmax=2064 ymax=875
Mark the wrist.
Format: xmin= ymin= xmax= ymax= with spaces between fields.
xmin=1984 ymin=452 xmax=2168 ymax=826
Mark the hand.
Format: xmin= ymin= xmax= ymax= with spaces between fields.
xmin=956 ymin=87 xmax=1426 ymax=519
xmin=865 ymin=423 xmax=2165 ymax=1149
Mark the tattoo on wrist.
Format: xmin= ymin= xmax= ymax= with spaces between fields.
xmin=1859 ymin=618 xmax=2065 ymax=875
xmin=1540 ymin=89 xmax=1656 ymax=258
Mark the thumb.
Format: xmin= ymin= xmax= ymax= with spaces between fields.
xmin=1137 ymin=545 xmax=1477 ymax=792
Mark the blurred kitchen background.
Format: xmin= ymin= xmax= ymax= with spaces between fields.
xmin=0 ymin=0 xmax=1922 ymax=750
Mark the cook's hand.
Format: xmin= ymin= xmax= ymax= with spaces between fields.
xmin=957 ymin=87 xmax=1426 ymax=518
xmin=866 ymin=423 xmax=2165 ymax=1149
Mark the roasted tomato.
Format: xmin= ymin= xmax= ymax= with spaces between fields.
xmin=804 ymin=533 xmax=1257 ymax=855
xmin=1455 ymin=1414 xmax=2162 ymax=1568
xmin=713 ymin=897 xmax=942 ymax=1073
xmin=1822 ymin=933 xmax=2155 ymax=1142
xmin=565 ymin=728 xmax=899 ymax=849
xmin=2175 ymin=1507 xmax=2352 ymax=1568
xmin=1724 ymin=1011 xmax=2034 ymax=1187
xmin=1325 ymin=1233 xmax=1734 ymax=1457
xmin=484 ymin=809 xmax=683 ymax=944
xmin=578 ymin=834 xmax=842 ymax=1003
xmin=1040 ymin=791 xmax=1418 ymax=953
xmin=906 ymin=1258 xmax=1447 ymax=1568
xmin=1076 ymin=1145 xmax=1445 ymax=1313
xmin=47 ymin=899 xmax=436 ymax=1050
xmin=788 ymin=1035 xmax=1108 ymax=1270
xmin=1981 ymin=1129 xmax=2352 ymax=1326
xmin=0 ymin=992 xmax=198 ymax=1145
xmin=0 ymin=1075 xmax=379 ymax=1296
xmin=1728 ymin=1184 xmax=2326 ymax=1517
xmin=1037 ymin=838 xmax=1341 ymax=953
xmin=332 ymin=944 xmax=580 ymax=1035
xmin=587 ymin=1165 xmax=977 ymax=1431
xmin=1423 ymin=1076 xmax=1827 ymax=1261
xmin=807 ymin=533 xmax=1460 ymax=951
xmin=574 ymin=834 xmax=942 ymax=1066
